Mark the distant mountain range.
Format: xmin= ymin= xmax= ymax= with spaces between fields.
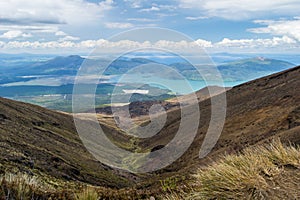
xmin=0 ymin=55 xmax=295 ymax=85
xmin=217 ymin=57 xmax=294 ymax=81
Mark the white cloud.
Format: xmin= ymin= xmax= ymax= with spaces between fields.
xmin=0 ymin=41 xmax=4 ymax=48
xmin=0 ymin=0 xmax=114 ymax=39
xmin=58 ymin=35 xmax=80 ymax=42
xmin=105 ymin=22 xmax=134 ymax=29
xmin=139 ymin=4 xmax=177 ymax=12
xmin=0 ymin=0 xmax=114 ymax=26
xmin=156 ymin=13 xmax=177 ymax=18
xmin=215 ymin=36 xmax=298 ymax=51
xmin=127 ymin=18 xmax=157 ymax=22
xmin=123 ymin=0 xmax=144 ymax=8
xmin=55 ymin=31 xmax=67 ymax=36
xmin=3 ymin=41 xmax=77 ymax=49
xmin=0 ymin=38 xmax=212 ymax=52
xmin=0 ymin=30 xmax=32 ymax=39
xmin=98 ymin=0 xmax=114 ymax=11
xmin=157 ymin=5 xmax=177 ymax=11
xmin=178 ymin=0 xmax=300 ymax=20
xmin=195 ymin=39 xmax=213 ymax=47
xmin=186 ymin=16 xmax=209 ymax=20
xmin=249 ymin=18 xmax=300 ymax=42
xmin=0 ymin=25 xmax=60 ymax=34
xmin=0 ymin=37 xmax=299 ymax=53
xmin=139 ymin=6 xmax=160 ymax=12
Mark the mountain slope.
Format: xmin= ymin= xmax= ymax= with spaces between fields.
xmin=0 ymin=65 xmax=299 ymax=193
xmin=0 ymin=97 xmax=136 ymax=188
xmin=137 ymin=65 xmax=300 ymax=176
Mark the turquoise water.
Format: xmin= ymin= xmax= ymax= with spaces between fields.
xmin=109 ymin=74 xmax=245 ymax=95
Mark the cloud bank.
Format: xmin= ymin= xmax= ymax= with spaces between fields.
xmin=178 ymin=0 xmax=300 ymax=20
xmin=1 ymin=37 xmax=298 ymax=54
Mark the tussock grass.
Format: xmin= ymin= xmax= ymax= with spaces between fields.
xmin=0 ymin=172 xmax=154 ymax=199
xmin=1 ymin=140 xmax=299 ymax=199
xmin=0 ymin=172 xmax=53 ymax=199
xmin=74 ymin=187 xmax=99 ymax=200
xmin=165 ymin=139 xmax=300 ymax=200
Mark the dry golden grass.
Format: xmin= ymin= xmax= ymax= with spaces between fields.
xmin=1 ymin=140 xmax=299 ymax=199
xmin=165 ymin=139 xmax=300 ymax=200
xmin=0 ymin=171 xmax=155 ymax=199
xmin=0 ymin=172 xmax=54 ymax=199
xmin=74 ymin=187 xmax=99 ymax=200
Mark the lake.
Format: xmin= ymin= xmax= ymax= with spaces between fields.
xmin=108 ymin=74 xmax=245 ymax=94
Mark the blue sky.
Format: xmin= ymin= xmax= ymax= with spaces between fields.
xmin=0 ymin=0 xmax=300 ymax=54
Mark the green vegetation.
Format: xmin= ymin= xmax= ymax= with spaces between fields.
xmin=0 ymin=83 xmax=174 ymax=112
xmin=164 ymin=139 xmax=300 ymax=200
xmin=160 ymin=177 xmax=179 ymax=192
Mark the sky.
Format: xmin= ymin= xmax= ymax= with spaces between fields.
xmin=0 ymin=0 xmax=300 ymax=54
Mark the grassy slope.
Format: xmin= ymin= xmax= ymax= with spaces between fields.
xmin=165 ymin=140 xmax=300 ymax=199
xmin=1 ymin=140 xmax=299 ymax=199
xmin=137 ymin=66 xmax=300 ymax=177
xmin=0 ymin=97 xmax=135 ymax=188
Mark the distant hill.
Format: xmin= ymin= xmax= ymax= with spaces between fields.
xmin=6 ymin=55 xmax=85 ymax=76
xmin=170 ymin=57 xmax=294 ymax=81
xmin=0 ymin=55 xmax=295 ymax=85
xmin=217 ymin=57 xmax=294 ymax=81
